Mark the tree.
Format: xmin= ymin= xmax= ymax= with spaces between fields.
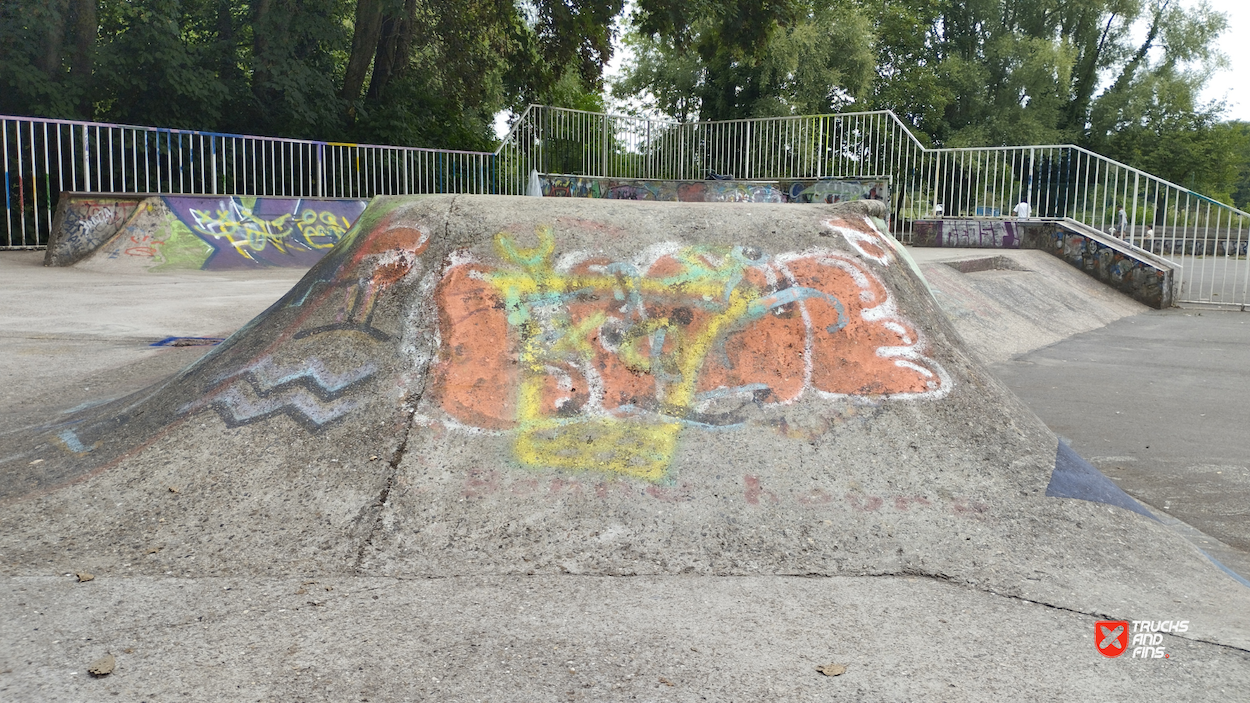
xmin=0 ymin=0 xmax=98 ymax=118
xmin=0 ymin=0 xmax=624 ymax=150
xmin=865 ymin=0 xmax=1228 ymax=150
xmin=615 ymin=0 xmax=875 ymax=121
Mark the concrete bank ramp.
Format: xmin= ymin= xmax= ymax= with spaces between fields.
xmin=4 ymin=195 xmax=1248 ymax=652
xmin=913 ymin=248 xmax=1149 ymax=365
xmin=45 ymin=193 xmax=367 ymax=271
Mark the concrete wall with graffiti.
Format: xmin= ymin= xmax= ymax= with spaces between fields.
xmin=51 ymin=195 xmax=367 ymax=271
xmin=911 ymin=218 xmax=1176 ymax=308
xmin=44 ymin=194 xmax=148 ymax=266
xmin=540 ymin=175 xmax=890 ymax=206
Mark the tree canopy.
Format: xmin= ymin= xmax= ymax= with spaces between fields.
xmin=614 ymin=0 xmax=875 ymax=121
xmin=1 ymin=0 xmax=1246 ymax=203
xmin=0 ymin=0 xmax=622 ymax=149
xmin=613 ymin=0 xmax=1241 ymax=203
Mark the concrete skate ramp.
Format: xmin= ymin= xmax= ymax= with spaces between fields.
xmin=910 ymin=217 xmax=1178 ymax=308
xmin=43 ymin=193 xmax=148 ymax=266
xmin=46 ymin=194 xmax=367 ymax=271
xmin=3 ymin=195 xmax=1247 ymax=651
xmin=914 ymin=249 xmax=1148 ymax=365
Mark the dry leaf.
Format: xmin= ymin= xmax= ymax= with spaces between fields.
xmin=88 ymin=653 xmax=115 ymax=677
xmin=659 ymin=677 xmax=675 ymax=686
xmin=76 ymin=572 xmax=94 ymax=582
xmin=816 ymin=663 xmax=847 ymax=677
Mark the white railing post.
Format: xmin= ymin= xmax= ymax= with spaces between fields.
xmin=1131 ymin=172 xmax=1140 ymax=244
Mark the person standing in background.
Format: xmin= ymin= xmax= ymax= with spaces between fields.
xmin=1115 ymin=205 xmax=1128 ymax=239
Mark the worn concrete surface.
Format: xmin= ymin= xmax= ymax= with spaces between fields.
xmin=0 ymin=251 xmax=304 ymax=429
xmin=4 ymin=575 xmax=1246 ymax=702
xmin=990 ymin=310 xmax=1250 ymax=570
xmin=911 ymin=248 xmax=1147 ymax=365
xmin=1 ymin=197 xmax=1247 ymax=698
xmin=912 ymin=247 xmax=1250 ymax=583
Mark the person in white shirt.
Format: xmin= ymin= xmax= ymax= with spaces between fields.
xmin=1013 ymin=199 xmax=1031 ymax=220
xmin=1114 ymin=205 xmax=1128 ymax=239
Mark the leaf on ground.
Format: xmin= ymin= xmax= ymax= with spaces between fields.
xmin=816 ymin=663 xmax=847 ymax=676
xmin=88 ymin=653 xmax=115 ymax=677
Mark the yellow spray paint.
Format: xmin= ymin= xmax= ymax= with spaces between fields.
xmin=487 ymin=228 xmax=760 ymax=481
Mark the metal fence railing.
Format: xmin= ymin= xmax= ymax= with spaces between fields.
xmin=496 ymin=106 xmax=1250 ymax=308
xmin=495 ymin=105 xmax=912 ymax=183
xmin=912 ymin=144 xmax=1250 ymax=307
xmin=2 ymin=115 xmax=505 ymax=249
xmin=7 ymin=106 xmax=1248 ymax=307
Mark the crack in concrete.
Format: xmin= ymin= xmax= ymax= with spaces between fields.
xmin=351 ymin=400 xmax=417 ymax=575
xmin=348 ymin=197 xmax=454 ymax=574
xmin=9 ymin=570 xmax=1249 ymax=655
xmin=858 ymin=569 xmax=1250 ymax=656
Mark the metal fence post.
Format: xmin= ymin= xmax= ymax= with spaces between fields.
xmin=1131 ymin=172 xmax=1140 ymax=244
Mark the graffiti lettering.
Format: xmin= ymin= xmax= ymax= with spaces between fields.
xmin=94 ymin=196 xmax=367 ymax=271
xmin=74 ymin=207 xmax=117 ymax=240
xmin=422 ymin=218 xmax=949 ymax=482
xmin=911 ymin=219 xmax=1020 ymax=248
xmin=48 ymin=197 xmax=142 ymax=266
xmin=186 ymin=198 xmax=354 ymax=259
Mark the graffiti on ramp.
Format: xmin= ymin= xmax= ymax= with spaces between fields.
xmin=92 ymin=196 xmax=367 ymax=270
xmin=422 ymin=217 xmax=949 ymax=482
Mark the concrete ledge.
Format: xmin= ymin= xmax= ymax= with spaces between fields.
xmin=911 ymin=218 xmax=1178 ymax=309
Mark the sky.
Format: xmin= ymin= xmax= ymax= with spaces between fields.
xmin=1201 ymin=0 xmax=1250 ymax=121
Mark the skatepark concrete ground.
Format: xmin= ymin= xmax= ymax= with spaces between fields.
xmin=1 ymin=199 xmax=1247 ymax=700
xmin=911 ymin=248 xmax=1250 ymax=580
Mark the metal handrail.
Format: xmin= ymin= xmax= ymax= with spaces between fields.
xmin=2 ymin=114 xmax=503 ymax=249
xmin=7 ymin=104 xmax=1248 ymax=307
xmin=493 ymin=105 xmax=1249 ymax=306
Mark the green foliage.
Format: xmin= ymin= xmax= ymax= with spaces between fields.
xmin=0 ymin=0 xmax=88 ymax=118
xmin=92 ymin=0 xmax=231 ymax=130
xmin=0 ymin=0 xmax=621 ymax=150
xmin=859 ymin=0 xmax=1246 ymax=206
xmin=868 ymin=0 xmax=1230 ymax=147
xmin=616 ymin=0 xmax=875 ymax=121
xmin=3 ymin=0 xmax=1247 ymax=207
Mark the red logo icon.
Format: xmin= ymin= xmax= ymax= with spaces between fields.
xmin=1096 ymin=620 xmax=1130 ymax=657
